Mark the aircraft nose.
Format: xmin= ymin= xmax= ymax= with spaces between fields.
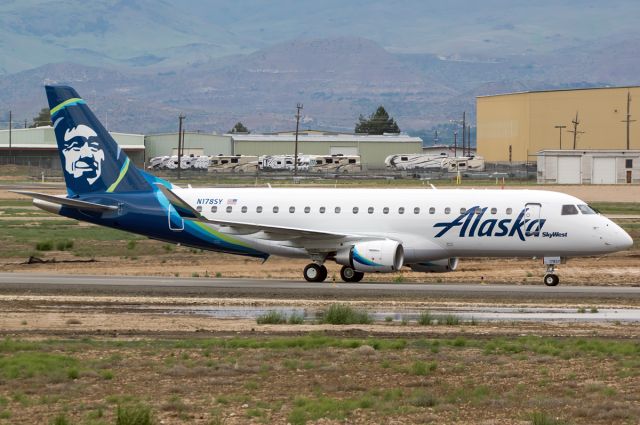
xmin=607 ymin=221 xmax=634 ymax=250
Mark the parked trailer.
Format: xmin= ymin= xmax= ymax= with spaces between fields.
xmin=308 ymin=155 xmax=361 ymax=173
xmin=385 ymin=154 xmax=485 ymax=172
xmin=208 ymin=155 xmax=258 ymax=173
xmin=147 ymin=154 xmax=210 ymax=170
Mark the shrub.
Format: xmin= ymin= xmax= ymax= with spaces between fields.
xmin=36 ymin=240 xmax=53 ymax=251
xmin=530 ymin=411 xmax=568 ymax=425
xmin=287 ymin=312 xmax=305 ymax=324
xmin=127 ymin=240 xmax=137 ymax=250
xmin=116 ymin=404 xmax=154 ymax=425
xmin=417 ymin=311 xmax=434 ymax=325
xmin=56 ymin=240 xmax=74 ymax=251
xmin=256 ymin=311 xmax=287 ymax=325
xmin=51 ymin=414 xmax=70 ymax=425
xmin=320 ymin=304 xmax=371 ymax=325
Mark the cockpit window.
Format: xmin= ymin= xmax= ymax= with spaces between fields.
xmin=561 ymin=204 xmax=579 ymax=215
xmin=577 ymin=204 xmax=597 ymax=215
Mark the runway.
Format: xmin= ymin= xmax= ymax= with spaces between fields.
xmin=1 ymin=272 xmax=639 ymax=301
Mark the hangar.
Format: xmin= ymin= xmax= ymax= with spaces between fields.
xmin=477 ymin=86 xmax=640 ymax=163
xmin=537 ymin=150 xmax=640 ymax=184
xmin=0 ymin=126 xmax=145 ymax=170
xmin=144 ymin=132 xmax=232 ymax=158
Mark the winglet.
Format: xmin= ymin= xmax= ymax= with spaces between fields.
xmin=154 ymin=183 xmax=201 ymax=219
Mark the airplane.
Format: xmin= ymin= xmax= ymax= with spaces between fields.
xmin=14 ymin=85 xmax=633 ymax=286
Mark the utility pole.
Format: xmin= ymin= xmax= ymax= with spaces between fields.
xmin=293 ymin=103 xmax=303 ymax=177
xmin=467 ymin=125 xmax=471 ymax=156
xmin=177 ymin=114 xmax=185 ymax=180
xmin=8 ymin=110 xmax=12 ymax=163
xmin=554 ymin=125 xmax=566 ymax=149
xmin=568 ymin=112 xmax=584 ymax=149
xmin=433 ymin=130 xmax=439 ymax=146
xmin=622 ymin=91 xmax=635 ymax=150
xmin=453 ymin=131 xmax=458 ymax=157
xmin=461 ymin=112 xmax=466 ymax=157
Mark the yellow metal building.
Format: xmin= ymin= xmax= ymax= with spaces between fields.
xmin=477 ymin=86 xmax=640 ymax=162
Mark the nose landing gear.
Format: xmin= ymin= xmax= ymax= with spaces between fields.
xmin=543 ymin=257 xmax=561 ymax=286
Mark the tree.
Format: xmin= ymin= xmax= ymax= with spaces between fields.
xmin=29 ymin=108 xmax=51 ymax=128
xmin=354 ymin=106 xmax=400 ymax=135
xmin=229 ymin=121 xmax=249 ymax=134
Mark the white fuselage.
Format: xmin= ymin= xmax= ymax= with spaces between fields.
xmin=176 ymin=187 xmax=632 ymax=264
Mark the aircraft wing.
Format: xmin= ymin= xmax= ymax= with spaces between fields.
xmin=10 ymin=191 xmax=118 ymax=212
xmin=155 ymin=183 xmax=353 ymax=239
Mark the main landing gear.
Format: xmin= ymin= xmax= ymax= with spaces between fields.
xmin=303 ymin=263 xmax=328 ymax=282
xmin=340 ymin=265 xmax=364 ymax=283
xmin=302 ymin=264 xmax=365 ymax=283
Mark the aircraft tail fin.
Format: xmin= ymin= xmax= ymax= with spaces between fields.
xmin=45 ymin=85 xmax=151 ymax=196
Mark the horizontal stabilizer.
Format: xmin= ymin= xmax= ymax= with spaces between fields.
xmin=11 ymin=191 xmax=118 ymax=212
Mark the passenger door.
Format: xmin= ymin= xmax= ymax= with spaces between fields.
xmin=524 ymin=203 xmax=542 ymax=237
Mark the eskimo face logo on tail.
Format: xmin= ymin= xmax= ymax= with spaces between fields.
xmin=433 ymin=206 xmax=546 ymax=241
xmin=62 ymin=125 xmax=105 ymax=185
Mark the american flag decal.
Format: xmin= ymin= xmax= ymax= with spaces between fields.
xmin=227 ymin=199 xmax=237 ymax=205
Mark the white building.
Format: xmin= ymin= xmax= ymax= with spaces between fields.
xmin=537 ymin=150 xmax=640 ymax=184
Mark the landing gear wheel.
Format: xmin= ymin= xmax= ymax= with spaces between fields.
xmin=340 ymin=266 xmax=364 ymax=283
xmin=304 ymin=263 xmax=327 ymax=282
xmin=543 ymin=273 xmax=559 ymax=287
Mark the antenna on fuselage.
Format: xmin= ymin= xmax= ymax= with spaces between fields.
xmin=267 ymin=183 xmax=272 ymax=188
xmin=430 ymin=184 xmax=437 ymax=190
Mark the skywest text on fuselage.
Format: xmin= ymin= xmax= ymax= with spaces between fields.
xmin=433 ymin=206 xmax=548 ymax=241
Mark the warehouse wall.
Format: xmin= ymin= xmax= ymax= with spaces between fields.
xmin=478 ymin=87 xmax=640 ymax=162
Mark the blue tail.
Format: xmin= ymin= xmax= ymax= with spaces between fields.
xmin=45 ymin=85 xmax=151 ymax=196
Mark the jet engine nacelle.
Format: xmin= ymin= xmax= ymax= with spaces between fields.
xmin=409 ymin=258 xmax=459 ymax=273
xmin=336 ymin=240 xmax=404 ymax=272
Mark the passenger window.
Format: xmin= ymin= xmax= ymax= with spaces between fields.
xmin=196 ymin=206 xmax=202 ymax=213
xmin=273 ymin=206 xmax=279 ymax=213
xmin=289 ymin=206 xmax=295 ymax=213
xmin=211 ymin=206 xmax=217 ymax=213
xmin=445 ymin=207 xmax=451 ymax=214
xmin=226 ymin=206 xmax=232 ymax=213
xmin=414 ymin=207 xmax=420 ymax=214
xmin=398 ymin=207 xmax=405 ymax=214
xmin=577 ymin=204 xmax=596 ymax=215
xmin=304 ymin=206 xmax=310 ymax=213
xmin=506 ymin=208 xmax=512 ymax=215
xmin=429 ymin=207 xmax=435 ymax=214
xmin=335 ymin=207 xmax=341 ymax=214
xmin=475 ymin=208 xmax=482 ymax=214
xmin=256 ymin=206 xmax=262 ymax=213
xmin=490 ymin=207 xmax=497 ymax=215
xmin=383 ymin=207 xmax=389 ymax=214
xmin=368 ymin=207 xmax=374 ymax=214
xmin=562 ymin=204 xmax=579 ymax=215
xmin=353 ymin=207 xmax=359 ymax=214
xmin=241 ymin=206 xmax=247 ymax=213
xmin=460 ymin=208 xmax=466 ymax=214
xmin=319 ymin=207 xmax=326 ymax=214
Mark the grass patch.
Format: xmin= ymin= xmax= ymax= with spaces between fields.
xmin=417 ymin=311 xmax=434 ymax=325
xmin=116 ymin=403 xmax=154 ymax=425
xmin=410 ymin=360 xmax=437 ymax=376
xmin=256 ymin=311 xmax=287 ymax=324
xmin=319 ymin=304 xmax=372 ymax=325
xmin=0 ymin=351 xmax=78 ymax=380
xmin=530 ymin=411 xmax=569 ymax=425
xmin=288 ymin=396 xmax=368 ymax=424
